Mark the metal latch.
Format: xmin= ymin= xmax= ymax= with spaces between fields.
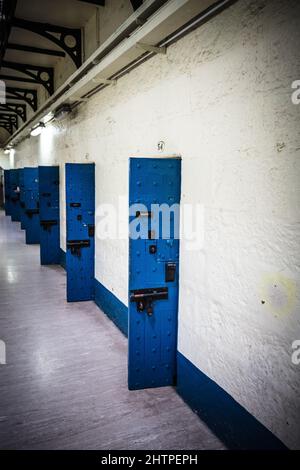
xmin=70 ymin=202 xmax=81 ymax=208
xmin=26 ymin=208 xmax=39 ymax=218
xmin=66 ymin=239 xmax=90 ymax=257
xmin=149 ymin=244 xmax=157 ymax=254
xmin=130 ymin=287 xmax=168 ymax=316
xmin=165 ymin=262 xmax=176 ymax=282
xmin=40 ymin=220 xmax=58 ymax=232
xmin=136 ymin=210 xmax=152 ymax=218
xmin=88 ymin=224 xmax=95 ymax=237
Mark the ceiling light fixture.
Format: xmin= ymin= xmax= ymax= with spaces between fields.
xmin=54 ymin=104 xmax=72 ymax=121
xmin=42 ymin=112 xmax=54 ymax=124
xmin=30 ymin=122 xmax=45 ymax=137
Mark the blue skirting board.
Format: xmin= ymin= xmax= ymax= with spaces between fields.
xmin=176 ymin=352 xmax=287 ymax=450
xmin=94 ymin=278 xmax=128 ymax=337
xmin=59 ymin=248 xmax=66 ymax=270
xmin=59 ymin=259 xmax=287 ymax=449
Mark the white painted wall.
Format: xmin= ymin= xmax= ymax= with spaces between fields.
xmin=98 ymin=0 xmax=134 ymax=45
xmin=12 ymin=0 xmax=300 ymax=449
xmin=0 ymin=150 xmax=10 ymax=169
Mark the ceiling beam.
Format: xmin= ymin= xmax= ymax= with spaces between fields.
xmin=0 ymin=113 xmax=18 ymax=130
xmin=0 ymin=103 xmax=27 ymax=122
xmin=0 ymin=0 xmax=17 ymax=64
xmin=0 ymin=123 xmax=13 ymax=135
xmin=1 ymin=61 xmax=54 ymax=95
xmin=7 ymin=43 xmax=66 ymax=58
xmin=78 ymin=1 xmax=105 ymax=5
xmin=130 ymin=0 xmax=143 ymax=10
xmin=0 ymin=74 xmax=40 ymax=85
xmin=5 ymin=87 xmax=38 ymax=111
xmin=12 ymin=17 xmax=82 ymax=69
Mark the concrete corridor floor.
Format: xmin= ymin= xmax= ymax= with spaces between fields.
xmin=0 ymin=210 xmax=225 ymax=450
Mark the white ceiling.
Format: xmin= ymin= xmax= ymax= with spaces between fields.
xmin=3 ymin=0 xmax=102 ymax=66
xmin=15 ymin=0 xmax=100 ymax=27
xmin=1 ymin=0 xmax=104 ymax=144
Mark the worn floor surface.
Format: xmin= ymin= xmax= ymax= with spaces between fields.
xmin=0 ymin=210 xmax=225 ymax=450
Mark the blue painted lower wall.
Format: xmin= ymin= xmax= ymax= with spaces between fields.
xmin=60 ymin=248 xmax=66 ymax=270
xmin=176 ymin=352 xmax=287 ymax=450
xmin=58 ymin=257 xmax=287 ymax=449
xmin=94 ymin=278 xmax=128 ymax=337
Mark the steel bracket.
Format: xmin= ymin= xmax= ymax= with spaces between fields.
xmin=0 ymin=102 xmax=27 ymax=122
xmin=2 ymin=60 xmax=54 ymax=95
xmin=136 ymin=42 xmax=167 ymax=54
xmin=7 ymin=42 xmax=66 ymax=58
xmin=78 ymin=0 xmax=105 ymax=4
xmin=91 ymin=77 xmax=116 ymax=85
xmin=0 ymin=112 xmax=18 ymax=134
xmin=6 ymin=87 xmax=38 ymax=111
xmin=13 ymin=17 xmax=82 ymax=69
xmin=0 ymin=122 xmax=13 ymax=134
xmin=130 ymin=0 xmax=143 ymax=11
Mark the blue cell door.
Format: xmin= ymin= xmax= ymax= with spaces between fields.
xmin=128 ymin=157 xmax=181 ymax=390
xmin=9 ymin=169 xmax=21 ymax=222
xmin=19 ymin=169 xmax=26 ymax=230
xmin=39 ymin=166 xmax=60 ymax=265
xmin=23 ymin=167 xmax=40 ymax=244
xmin=65 ymin=163 xmax=95 ymax=302
xmin=4 ymin=170 xmax=11 ymax=216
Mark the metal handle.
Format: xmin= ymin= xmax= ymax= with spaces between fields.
xmin=40 ymin=220 xmax=58 ymax=232
xmin=130 ymin=287 xmax=168 ymax=316
xmin=66 ymin=239 xmax=90 ymax=257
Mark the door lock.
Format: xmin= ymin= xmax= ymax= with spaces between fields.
xmin=88 ymin=224 xmax=95 ymax=237
xmin=26 ymin=208 xmax=39 ymax=218
xmin=130 ymin=287 xmax=168 ymax=316
xmin=40 ymin=220 xmax=58 ymax=232
xmin=136 ymin=210 xmax=152 ymax=218
xmin=66 ymin=239 xmax=90 ymax=257
xmin=165 ymin=262 xmax=176 ymax=282
xmin=149 ymin=244 xmax=157 ymax=254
